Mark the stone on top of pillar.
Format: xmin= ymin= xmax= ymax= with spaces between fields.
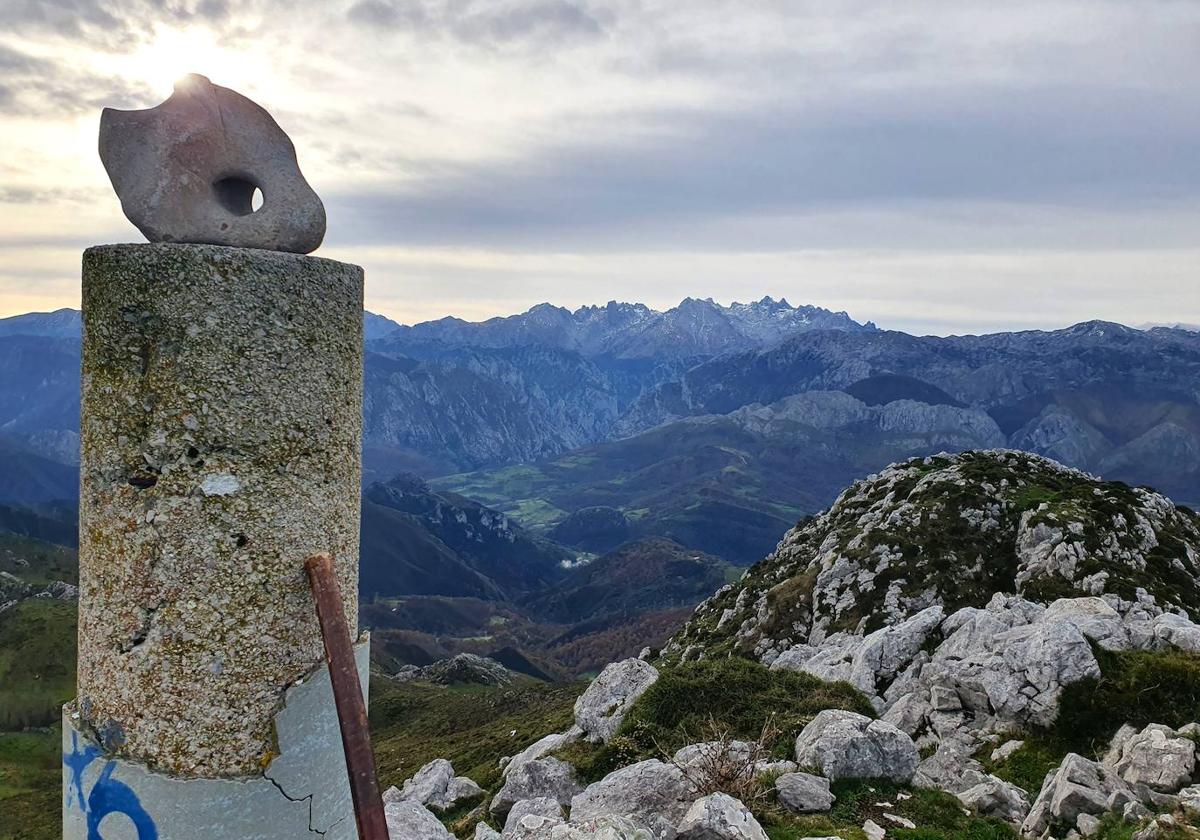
xmin=99 ymin=74 xmax=326 ymax=254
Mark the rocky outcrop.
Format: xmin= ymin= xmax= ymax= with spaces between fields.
xmin=669 ymin=451 xmax=1200 ymax=666
xmin=386 ymin=759 xmax=484 ymax=812
xmin=1103 ymin=724 xmax=1196 ymax=793
xmin=570 ymin=760 xmax=699 ymax=839
xmin=392 ymin=654 xmax=515 ymax=687
xmin=792 ymin=710 xmax=918 ymax=783
xmin=492 ymin=758 xmax=581 ymax=817
xmin=384 ymin=799 xmax=454 ymax=840
xmin=574 ymin=659 xmax=659 ymax=744
xmin=674 ymin=793 xmax=768 ymax=840
xmin=1021 ymin=754 xmax=1139 ymax=837
xmin=774 ymin=772 xmax=834 ymax=814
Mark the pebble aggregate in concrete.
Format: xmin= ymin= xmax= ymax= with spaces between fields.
xmin=77 ymin=243 xmax=363 ymax=776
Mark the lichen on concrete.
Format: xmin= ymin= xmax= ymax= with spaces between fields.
xmin=77 ymin=243 xmax=363 ymax=777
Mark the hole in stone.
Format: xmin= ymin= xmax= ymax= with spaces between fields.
xmin=212 ymin=176 xmax=263 ymax=216
xmin=234 ymin=533 xmax=249 ymax=548
xmin=186 ymin=446 xmax=200 ymax=459
xmin=128 ymin=474 xmax=158 ymax=489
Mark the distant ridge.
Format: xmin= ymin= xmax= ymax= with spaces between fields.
xmin=373 ymin=296 xmax=876 ymax=360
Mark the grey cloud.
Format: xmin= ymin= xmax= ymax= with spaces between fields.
xmin=0 ymin=45 xmax=150 ymax=118
xmin=346 ymin=0 xmax=608 ymax=48
xmin=325 ymin=82 xmax=1200 ymax=251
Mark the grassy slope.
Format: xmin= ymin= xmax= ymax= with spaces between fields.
xmin=0 ymin=730 xmax=61 ymax=840
xmin=369 ymin=675 xmax=584 ymax=791
xmin=0 ymin=533 xmax=76 ymax=587
xmin=0 ymin=599 xmax=76 ymax=730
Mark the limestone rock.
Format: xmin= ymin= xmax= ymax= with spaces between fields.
xmin=504 ymin=797 xmax=566 ymax=834
xmin=506 ymin=812 xmax=566 ymax=840
xmin=574 ymin=659 xmax=659 ymax=744
xmin=774 ymin=772 xmax=835 ymax=814
xmin=955 ymin=776 xmax=1031 ymax=824
xmin=675 ymin=793 xmax=768 ymax=840
xmin=476 ymin=824 xmax=502 ymax=840
xmin=395 ymin=654 xmax=514 ymax=687
xmin=384 ymin=800 xmax=454 ymax=840
xmin=398 ymin=759 xmax=485 ymax=811
xmin=570 ymin=760 xmax=699 ymax=839
xmin=1105 ymin=724 xmax=1197 ymax=792
xmin=492 ymin=758 xmax=581 ymax=817
xmin=1178 ymin=784 xmax=1200 ymax=814
xmin=505 ymin=728 xmax=583 ymax=778
xmin=549 ymin=816 xmax=655 ymax=840
xmin=862 ymin=819 xmax=885 ymax=840
xmin=793 ymin=710 xmax=918 ymax=782
xmin=912 ymin=744 xmax=988 ymax=794
xmin=1021 ymin=753 xmax=1137 ymax=837
xmin=99 ymin=74 xmax=326 ymax=253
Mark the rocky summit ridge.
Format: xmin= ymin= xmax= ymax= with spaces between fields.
xmin=668 ymin=449 xmax=1200 ymax=659
xmin=382 ymin=451 xmax=1200 ymax=840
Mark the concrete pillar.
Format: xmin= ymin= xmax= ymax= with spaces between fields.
xmin=66 ymin=243 xmax=366 ymax=838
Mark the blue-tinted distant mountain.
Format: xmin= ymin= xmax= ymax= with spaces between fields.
xmin=373 ymin=297 xmax=875 ymax=360
xmin=0 ymin=308 xmax=80 ymax=339
xmin=364 ymin=311 xmax=403 ymax=341
xmin=360 ymin=473 xmax=573 ymax=600
xmin=0 ymin=332 xmax=81 ymax=464
xmin=3 ymin=307 xmax=1198 ymax=507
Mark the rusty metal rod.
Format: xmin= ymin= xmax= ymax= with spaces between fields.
xmin=305 ymin=552 xmax=389 ymax=840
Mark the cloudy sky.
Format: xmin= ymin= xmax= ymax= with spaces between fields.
xmin=0 ymin=0 xmax=1196 ymax=334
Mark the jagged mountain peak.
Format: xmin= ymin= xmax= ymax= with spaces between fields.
xmin=374 ymin=296 xmax=873 ymax=360
xmin=667 ymin=449 xmax=1200 ymax=663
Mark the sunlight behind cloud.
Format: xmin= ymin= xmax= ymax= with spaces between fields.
xmin=95 ymin=23 xmax=277 ymax=102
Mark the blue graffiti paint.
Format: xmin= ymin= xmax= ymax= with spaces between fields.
xmin=64 ymin=732 xmax=102 ymax=813
xmin=64 ymin=732 xmax=159 ymax=840
xmin=86 ymin=762 xmax=159 ymax=840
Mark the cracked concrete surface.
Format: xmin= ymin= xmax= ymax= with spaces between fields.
xmin=63 ymin=640 xmax=370 ymax=840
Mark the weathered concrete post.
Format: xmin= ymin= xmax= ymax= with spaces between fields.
xmin=65 ymin=243 xmax=366 ymax=839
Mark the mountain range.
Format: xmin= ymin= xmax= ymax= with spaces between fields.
xmin=2 ymin=299 xmax=1199 ymax=568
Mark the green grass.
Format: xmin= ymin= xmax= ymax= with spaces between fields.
xmin=760 ymin=779 xmax=1018 ymax=840
xmin=0 ymin=729 xmax=61 ymax=840
xmin=0 ymin=599 xmax=76 ymax=730
xmin=557 ymin=657 xmax=873 ymax=783
xmin=370 ymin=675 xmax=584 ymax=791
xmin=0 ymin=534 xmax=76 ymax=588
xmin=984 ymin=645 xmax=1200 ymax=794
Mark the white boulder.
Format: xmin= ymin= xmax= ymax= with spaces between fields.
xmin=793 ymin=710 xmax=919 ymax=783
xmin=774 ymin=772 xmax=834 ymax=813
xmin=384 ymin=800 xmax=453 ymax=840
xmin=675 ymin=793 xmax=768 ymax=840
xmin=570 ymin=760 xmax=699 ymax=839
xmin=492 ymin=758 xmax=581 ymax=817
xmin=575 ymin=659 xmax=660 ymax=744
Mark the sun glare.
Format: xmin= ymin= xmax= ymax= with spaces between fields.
xmin=109 ymin=25 xmax=272 ymax=99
